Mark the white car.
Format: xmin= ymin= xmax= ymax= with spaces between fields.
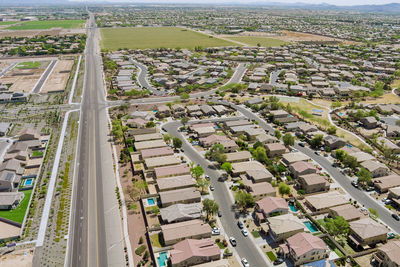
xmin=241 ymin=229 xmax=249 ymax=237
xmin=212 ymin=227 xmax=220 ymax=235
xmin=241 ymin=258 xmax=250 ymax=267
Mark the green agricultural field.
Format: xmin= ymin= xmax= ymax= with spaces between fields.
xmin=226 ymin=36 xmax=288 ymax=47
xmin=6 ymin=19 xmax=85 ymax=30
xmin=16 ymin=61 xmax=42 ymax=69
xmin=0 ymin=21 xmax=19 ymax=26
xmin=100 ymin=27 xmax=235 ymax=50
xmin=0 ymin=190 xmax=32 ymax=224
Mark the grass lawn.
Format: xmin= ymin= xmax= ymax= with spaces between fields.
xmin=226 ymin=36 xmax=288 ymax=47
xmin=266 ymin=251 xmax=277 ymax=261
xmin=7 ymin=19 xmax=85 ymax=30
xmin=150 ymin=233 xmax=162 ymax=248
xmin=324 ymin=238 xmax=345 ymax=258
xmin=251 ymin=230 xmax=261 ymax=238
xmin=16 ymin=61 xmax=42 ymax=69
xmin=32 ymin=150 xmax=44 ymax=157
xmin=0 ymin=190 xmax=32 ymax=224
xmin=100 ymin=27 xmax=236 ymax=50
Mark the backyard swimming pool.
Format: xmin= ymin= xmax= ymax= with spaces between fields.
xmin=157 ymin=252 xmax=168 ymax=267
xmin=304 ymin=221 xmax=319 ymax=233
xmin=147 ymin=198 xmax=156 ymax=206
xmin=288 ymin=204 xmax=298 ymax=212
xmin=24 ymin=178 xmax=33 ymax=186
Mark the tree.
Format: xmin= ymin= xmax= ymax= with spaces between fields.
xmin=310 ymin=134 xmax=324 ymax=148
xmin=234 ymin=190 xmax=255 ymax=212
xmin=325 ymin=216 xmax=349 ymax=238
xmin=254 ymin=146 xmax=268 ymax=163
xmin=274 ymin=129 xmax=282 ymax=139
xmin=357 ymin=168 xmax=372 ymax=186
xmin=191 ymin=165 xmax=204 ymax=179
xmin=343 ymin=154 xmax=359 ymax=170
xmin=172 ymin=137 xmax=182 ymax=149
xmin=203 ymin=198 xmax=219 ymax=221
xmin=221 ymin=162 xmax=232 ymax=173
xmin=145 ymin=121 xmax=155 ymax=128
xmin=126 ymin=180 xmax=146 ymax=202
xmin=180 ymin=93 xmax=190 ymax=100
xmin=253 ymin=141 xmax=263 ymax=149
xmin=335 ymin=149 xmax=347 ymax=162
xmin=327 ymin=126 xmax=337 ymax=135
xmin=282 ymin=133 xmax=294 ymax=146
xmin=208 ymin=143 xmax=227 ymax=164
xmin=181 ymin=117 xmax=189 ymax=126
xmin=331 ymin=101 xmax=342 ymax=109
xmin=196 ymin=178 xmax=210 ymax=194
xmin=396 ymin=120 xmax=400 ymax=126
xmin=278 ymin=182 xmax=291 ymax=197
xmin=368 ymin=208 xmax=379 ymax=218
xmin=163 ymin=133 xmax=173 ymax=144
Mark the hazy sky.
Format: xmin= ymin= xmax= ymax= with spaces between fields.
xmin=75 ymin=0 xmax=400 ymax=6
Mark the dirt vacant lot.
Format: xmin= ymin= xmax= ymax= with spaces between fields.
xmin=41 ymin=59 xmax=73 ymax=93
xmin=0 ymin=60 xmax=49 ymax=93
xmin=238 ymin=30 xmax=357 ymax=45
xmin=0 ymin=248 xmax=34 ymax=267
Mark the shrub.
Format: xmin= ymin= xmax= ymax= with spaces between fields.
xmin=135 ymin=245 xmax=146 ymax=256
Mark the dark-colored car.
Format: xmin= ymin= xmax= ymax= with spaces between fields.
xmin=351 ymin=181 xmax=359 ymax=188
xmin=314 ymin=151 xmax=320 ymax=156
xmin=273 ymin=258 xmax=284 ymax=265
xmin=299 ymin=143 xmax=305 ymax=147
xmin=237 ymin=221 xmax=244 ymax=229
xmin=392 ymin=214 xmax=400 ymax=221
xmin=218 ymin=211 xmax=222 ymax=217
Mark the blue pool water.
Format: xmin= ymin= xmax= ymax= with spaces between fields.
xmin=147 ymin=198 xmax=155 ymax=205
xmin=288 ymin=204 xmax=298 ymax=212
xmin=312 ymin=109 xmax=323 ymax=113
xmin=304 ymin=221 xmax=319 ymax=233
xmin=157 ymin=252 xmax=168 ymax=267
xmin=24 ymin=178 xmax=33 ymax=186
xmin=338 ymin=112 xmax=344 ymax=116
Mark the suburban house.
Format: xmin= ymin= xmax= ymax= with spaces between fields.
xmin=297 ymin=173 xmax=329 ymax=194
xmin=140 ymin=147 xmax=174 ymax=159
xmin=373 ymin=174 xmax=400 ymax=193
xmin=0 ymin=122 xmax=11 ymax=136
xmin=255 ymin=196 xmax=289 ymax=222
xmin=360 ymin=116 xmax=378 ymax=129
xmin=161 ymin=219 xmax=212 ymax=246
xmin=279 ymin=232 xmax=329 ymax=266
xmin=264 ymin=213 xmax=305 ymax=242
xmin=155 ymin=164 xmax=191 ymax=179
xmin=265 ymin=143 xmax=287 ymax=157
xmin=372 ymin=240 xmax=400 ymax=267
xmin=157 ymin=175 xmax=196 ymax=192
xmin=160 ymin=203 xmax=203 ymax=224
xmin=134 ymin=132 xmax=163 ymax=142
xmin=244 ymin=180 xmax=276 ymax=200
xmin=169 ymin=238 xmax=221 ymax=267
xmin=324 ymin=135 xmax=346 ymax=150
xmin=0 ymin=191 xmax=24 ymax=210
xmin=304 ymin=191 xmax=348 ymax=212
xmin=328 ymin=204 xmax=364 ymax=222
xmin=144 ymin=155 xmax=181 ymax=170
xmin=231 ymin=161 xmax=268 ymax=176
xmin=282 ymin=152 xmax=310 ymax=165
xmin=0 ymin=170 xmax=20 ymax=192
xmin=159 ymin=187 xmax=201 ymax=207
xmin=225 ymin=151 xmax=251 ymax=163
xmin=289 ymin=161 xmax=318 ymax=178
xmin=361 ymin=160 xmax=390 ymax=178
xmin=134 ymin=139 xmax=167 ymax=151
xmin=245 ymin=169 xmax=273 ymax=183
xmin=256 ymin=133 xmax=279 ymax=144
xmin=348 ymin=218 xmax=388 ymax=248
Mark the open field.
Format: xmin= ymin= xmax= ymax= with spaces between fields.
xmin=6 ymin=19 xmax=85 ymax=30
xmin=0 ymin=248 xmax=34 ymax=267
xmin=0 ymin=220 xmax=20 ymax=240
xmin=41 ymin=59 xmax=73 ymax=93
xmin=0 ymin=21 xmax=19 ymax=26
xmin=16 ymin=61 xmax=42 ymax=69
xmin=224 ymin=36 xmax=288 ymax=47
xmin=0 ymin=60 xmax=49 ymax=93
xmin=100 ymin=27 xmax=236 ymax=50
xmin=0 ymin=190 xmax=32 ymax=224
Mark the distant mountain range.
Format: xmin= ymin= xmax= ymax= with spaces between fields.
xmin=2 ymin=0 xmax=400 ymax=13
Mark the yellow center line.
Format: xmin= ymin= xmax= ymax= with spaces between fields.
xmin=87 ymin=123 xmax=92 ymax=267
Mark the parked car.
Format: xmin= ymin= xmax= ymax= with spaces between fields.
xmin=237 ymin=221 xmax=244 ymax=229
xmin=392 ymin=214 xmax=400 ymax=221
xmin=241 ymin=258 xmax=250 ymax=267
xmin=299 ymin=143 xmax=305 ymax=147
xmin=229 ymin=237 xmax=237 ymax=247
xmin=366 ymin=186 xmax=375 ymax=192
xmin=205 ymin=175 xmax=210 ymax=180
xmin=351 ymin=181 xmax=359 ymax=188
xmin=273 ymin=258 xmax=284 ymax=265
xmin=218 ymin=211 xmax=222 ymax=217
xmin=212 ymin=227 xmax=221 ymax=235
xmin=314 ymin=151 xmax=320 ymax=156
xmin=241 ymin=229 xmax=248 ymax=237
xmin=210 ymin=185 xmax=215 ymax=191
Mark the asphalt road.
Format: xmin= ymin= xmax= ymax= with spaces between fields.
xmin=32 ymin=59 xmax=57 ymax=93
xmin=163 ymin=120 xmax=271 ymax=267
xmin=130 ymin=59 xmax=165 ymax=96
